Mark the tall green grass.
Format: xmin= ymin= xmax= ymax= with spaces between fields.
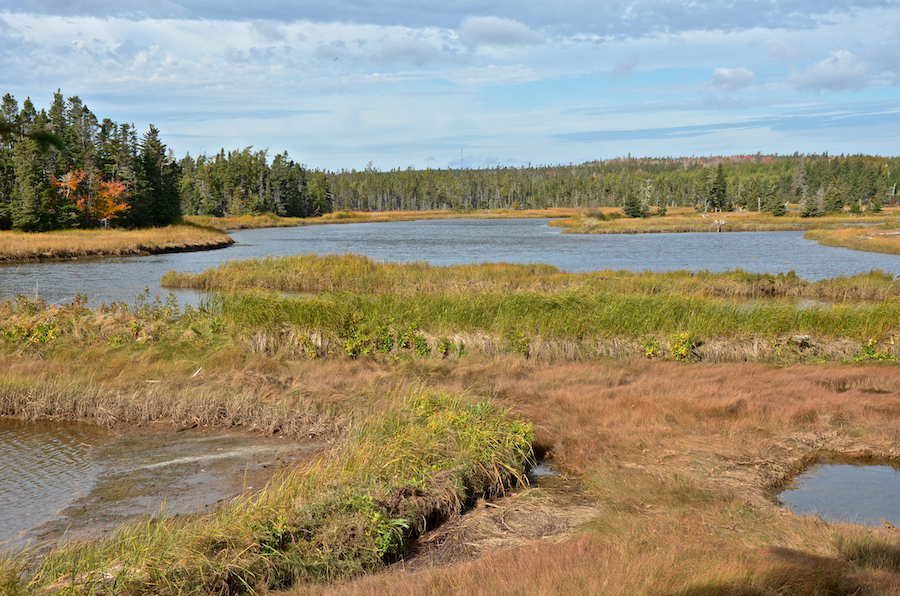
xmin=209 ymin=288 xmax=900 ymax=344
xmin=1 ymin=388 xmax=533 ymax=595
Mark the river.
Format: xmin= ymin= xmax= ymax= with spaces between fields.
xmin=1 ymin=219 xmax=898 ymax=307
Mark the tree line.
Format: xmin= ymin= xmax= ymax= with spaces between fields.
xmin=2 ymin=91 xmax=899 ymax=231
xmin=326 ymin=155 xmax=899 ymax=216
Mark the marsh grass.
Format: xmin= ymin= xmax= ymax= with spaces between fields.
xmin=552 ymin=208 xmax=895 ymax=236
xmin=184 ymin=213 xmax=307 ymax=230
xmin=5 ymin=260 xmax=900 ymax=594
xmin=4 ymin=285 xmax=900 ymax=596
xmin=805 ymin=225 xmax=900 ymax=256
xmin=0 ymin=223 xmax=233 ymax=262
xmin=185 ymin=209 xmax=576 ymax=231
xmin=3 ymin=388 xmax=532 ymax=595
xmin=286 ymin=360 xmax=900 ymax=596
xmin=207 ymin=288 xmax=900 ymax=363
xmin=159 ymin=254 xmax=900 ymax=364
xmin=5 ymin=264 xmax=900 ymax=372
xmin=162 ymin=253 xmax=900 ymax=302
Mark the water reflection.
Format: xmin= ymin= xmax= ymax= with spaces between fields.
xmin=779 ymin=463 xmax=900 ymax=526
xmin=0 ymin=419 xmax=110 ymax=549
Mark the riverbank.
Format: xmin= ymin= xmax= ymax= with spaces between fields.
xmin=804 ymin=225 xmax=900 ymax=256
xmin=0 ymin=224 xmax=234 ymax=263
xmin=551 ymin=206 xmax=897 ymax=233
xmin=185 ymin=208 xmax=575 ymax=231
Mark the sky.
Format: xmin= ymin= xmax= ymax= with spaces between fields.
xmin=1 ymin=1 xmax=899 ymax=171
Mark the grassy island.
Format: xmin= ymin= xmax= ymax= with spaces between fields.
xmin=0 ymin=224 xmax=234 ymax=263
xmin=2 ymin=256 xmax=900 ymax=595
xmin=551 ymin=207 xmax=900 ymax=256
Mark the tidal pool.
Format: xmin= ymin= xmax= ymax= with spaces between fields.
xmin=779 ymin=463 xmax=900 ymax=526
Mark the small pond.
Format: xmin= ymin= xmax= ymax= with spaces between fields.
xmin=779 ymin=463 xmax=900 ymax=526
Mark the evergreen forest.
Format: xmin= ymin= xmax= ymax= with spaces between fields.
xmin=2 ymin=91 xmax=899 ymax=231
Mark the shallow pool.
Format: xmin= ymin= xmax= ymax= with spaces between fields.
xmin=779 ymin=463 xmax=900 ymax=526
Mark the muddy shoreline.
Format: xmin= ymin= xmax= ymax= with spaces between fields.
xmin=6 ymin=420 xmax=321 ymax=551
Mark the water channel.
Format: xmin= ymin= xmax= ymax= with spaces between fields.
xmin=2 ymin=219 xmax=899 ymax=307
xmin=3 ymin=218 xmax=900 ymax=549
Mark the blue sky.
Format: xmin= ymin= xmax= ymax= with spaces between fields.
xmin=1 ymin=1 xmax=898 ymax=170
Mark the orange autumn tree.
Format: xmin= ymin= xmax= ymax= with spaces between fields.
xmin=52 ymin=167 xmax=129 ymax=227
xmin=94 ymin=176 xmax=130 ymax=225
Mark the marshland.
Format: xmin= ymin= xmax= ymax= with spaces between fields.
xmin=3 ymin=219 xmax=900 ymax=594
xmin=3 ymin=133 xmax=900 ymax=595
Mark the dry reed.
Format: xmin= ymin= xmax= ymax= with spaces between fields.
xmin=0 ymin=224 xmax=233 ymax=262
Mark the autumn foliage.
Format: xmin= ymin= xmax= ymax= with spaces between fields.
xmin=51 ymin=167 xmax=130 ymax=226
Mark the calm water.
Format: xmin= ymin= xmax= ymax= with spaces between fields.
xmin=1 ymin=219 xmax=899 ymax=306
xmin=0 ymin=420 xmax=312 ymax=551
xmin=0 ymin=419 xmax=111 ymax=549
xmin=780 ymin=464 xmax=900 ymax=526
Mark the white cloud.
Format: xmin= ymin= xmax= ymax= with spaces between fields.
xmin=457 ymin=16 xmax=544 ymax=47
xmin=18 ymin=0 xmax=187 ymax=17
xmin=3 ymin=5 xmax=900 ymax=170
xmin=711 ymin=67 xmax=755 ymax=91
xmin=867 ymin=45 xmax=900 ymax=85
xmin=790 ymin=50 xmax=872 ymax=92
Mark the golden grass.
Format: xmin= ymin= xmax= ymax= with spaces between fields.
xmin=184 ymin=213 xmax=308 ymax=230
xmin=184 ymin=209 xmax=576 ymax=231
xmin=805 ymin=225 xmax=900 ymax=256
xmin=553 ymin=208 xmax=897 ymax=236
xmin=0 ymin=224 xmax=233 ymax=262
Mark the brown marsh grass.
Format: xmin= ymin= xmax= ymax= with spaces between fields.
xmin=0 ymin=224 xmax=233 ymax=262
xmin=285 ymin=359 xmax=900 ymax=596
xmin=184 ymin=213 xmax=308 ymax=230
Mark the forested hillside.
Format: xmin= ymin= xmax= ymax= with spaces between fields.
xmin=2 ymin=91 xmax=899 ymax=231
